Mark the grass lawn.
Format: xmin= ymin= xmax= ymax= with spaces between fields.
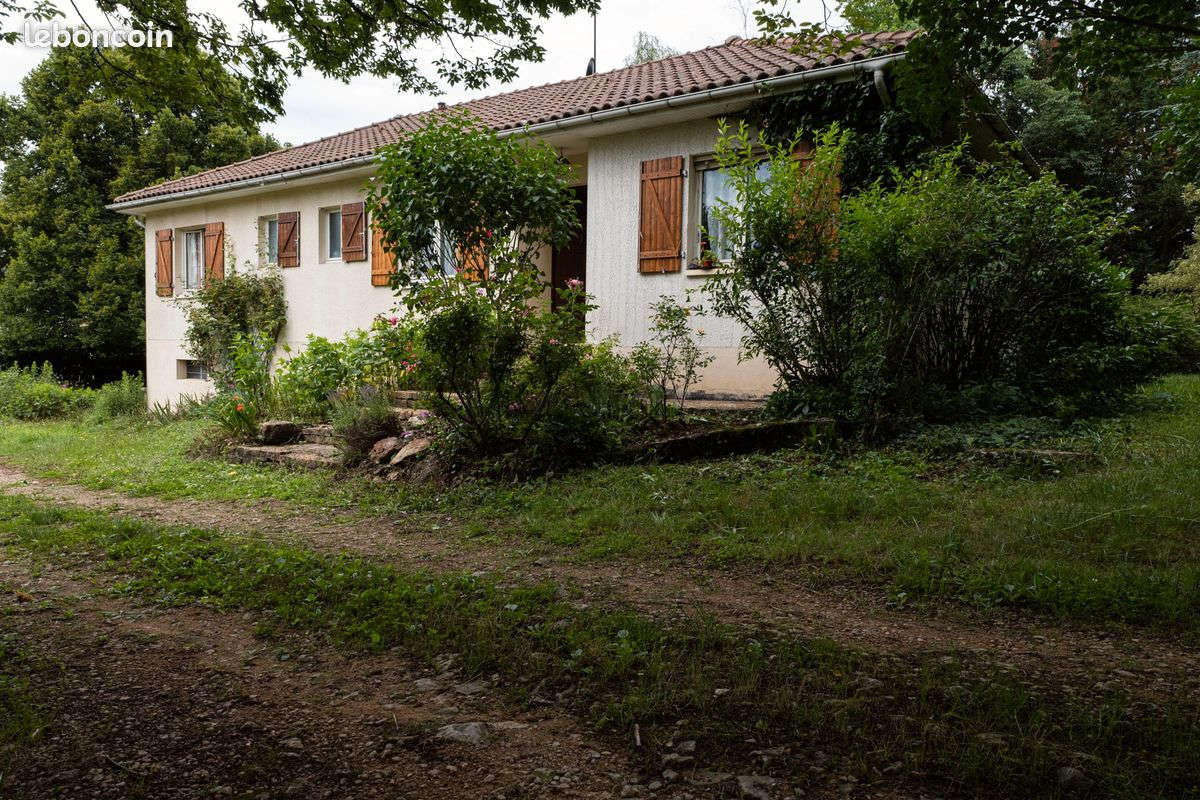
xmin=2 ymin=375 xmax=1200 ymax=623
xmin=2 ymin=493 xmax=1197 ymax=799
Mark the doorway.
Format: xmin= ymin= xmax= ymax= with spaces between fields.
xmin=551 ymin=185 xmax=587 ymax=312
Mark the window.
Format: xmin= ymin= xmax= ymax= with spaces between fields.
xmin=437 ymin=229 xmax=458 ymax=277
xmin=694 ymin=159 xmax=770 ymax=266
xmin=262 ymin=216 xmax=279 ymax=264
xmin=178 ymin=360 xmax=208 ymax=380
xmin=326 ymin=209 xmax=342 ymax=260
xmin=182 ymin=229 xmax=203 ymax=289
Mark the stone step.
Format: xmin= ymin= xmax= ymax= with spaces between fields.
xmin=393 ymin=390 xmax=423 ymax=409
xmin=230 ymin=442 xmax=341 ymax=469
xmin=300 ymin=424 xmax=335 ymax=445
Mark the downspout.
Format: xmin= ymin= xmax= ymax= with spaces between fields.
xmin=872 ymin=67 xmax=893 ymax=108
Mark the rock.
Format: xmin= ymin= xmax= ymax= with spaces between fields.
xmin=434 ymin=722 xmax=490 ymax=745
xmin=854 ymin=676 xmax=884 ymax=692
xmin=1057 ymin=766 xmax=1093 ymax=792
xmin=413 ymin=678 xmax=439 ymax=693
xmin=258 ymin=420 xmax=301 ymax=445
xmin=691 ymin=771 xmax=732 ymax=787
xmin=368 ymin=436 xmax=403 ymax=464
xmin=281 ymin=737 xmax=303 ymax=751
xmin=454 ymin=680 xmax=488 ymax=696
xmin=230 ymin=443 xmax=340 ymax=469
xmin=736 ymin=774 xmax=776 ymax=800
xmin=389 ymin=437 xmax=432 ymax=465
xmin=661 ymin=769 xmax=679 ymax=782
xmin=491 ymin=721 xmax=530 ymax=731
xmin=675 ymin=740 xmax=697 ymax=754
xmin=619 ymin=784 xmax=643 ymax=797
xmin=662 ymin=753 xmax=694 ymax=767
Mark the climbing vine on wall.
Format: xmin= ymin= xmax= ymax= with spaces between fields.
xmin=747 ymin=47 xmax=965 ymax=193
xmin=178 ymin=264 xmax=287 ymax=383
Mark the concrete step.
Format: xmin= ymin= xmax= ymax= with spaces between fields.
xmin=230 ymin=442 xmax=341 ymax=469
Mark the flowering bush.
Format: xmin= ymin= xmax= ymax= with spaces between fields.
xmin=205 ymin=333 xmax=274 ymax=438
xmin=207 ymin=391 xmax=258 ymax=439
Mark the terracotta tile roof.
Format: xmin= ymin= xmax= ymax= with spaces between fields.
xmin=112 ymin=30 xmax=917 ymax=207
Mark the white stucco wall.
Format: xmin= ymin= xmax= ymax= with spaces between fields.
xmin=141 ymin=117 xmax=779 ymax=406
xmin=584 ymin=118 xmax=777 ymax=398
xmin=142 ymin=173 xmax=400 ymax=406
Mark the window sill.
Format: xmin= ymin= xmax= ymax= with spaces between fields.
xmin=686 ymin=263 xmax=733 ymax=277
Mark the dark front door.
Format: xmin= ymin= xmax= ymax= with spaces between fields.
xmin=551 ymin=185 xmax=587 ymax=312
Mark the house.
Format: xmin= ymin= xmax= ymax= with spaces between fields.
xmin=110 ymin=31 xmax=922 ymax=407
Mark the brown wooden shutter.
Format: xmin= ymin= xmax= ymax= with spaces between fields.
xmin=277 ymin=211 xmax=299 ymax=268
xmin=154 ymin=229 xmax=173 ymax=297
xmin=456 ymin=241 xmax=488 ymax=281
xmin=341 ymin=201 xmax=366 ymax=261
xmin=203 ymin=222 xmax=224 ymax=283
xmin=638 ymin=156 xmax=684 ymax=274
xmin=370 ymin=216 xmax=396 ymax=287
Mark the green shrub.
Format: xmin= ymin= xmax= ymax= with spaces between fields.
xmin=704 ymin=123 xmax=1183 ymax=429
xmin=526 ymin=339 xmax=648 ymax=465
xmin=630 ymin=296 xmax=714 ymax=420
xmin=0 ymin=363 xmax=93 ymax=420
xmin=329 ymin=386 xmax=401 ymax=463
xmin=370 ymin=114 xmax=648 ymax=465
xmin=1146 ymin=187 xmax=1200 ymax=319
xmin=274 ymin=315 xmax=422 ymax=421
xmin=206 ymin=334 xmax=274 ymax=439
xmin=88 ymin=372 xmax=146 ymax=421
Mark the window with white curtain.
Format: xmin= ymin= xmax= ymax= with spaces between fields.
xmin=182 ymin=229 xmax=203 ymax=289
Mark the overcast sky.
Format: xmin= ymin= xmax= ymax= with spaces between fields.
xmin=1 ymin=0 xmax=836 ymax=147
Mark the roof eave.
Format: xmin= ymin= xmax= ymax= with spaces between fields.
xmin=107 ymin=50 xmax=906 ymax=214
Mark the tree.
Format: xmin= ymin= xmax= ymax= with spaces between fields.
xmin=0 ymin=0 xmax=600 ymax=122
xmin=897 ymin=0 xmax=1200 ymax=77
xmin=0 ymin=47 xmax=278 ymax=383
xmin=838 ymin=0 xmax=915 ymax=32
xmin=990 ymin=47 xmax=1195 ymax=282
xmin=367 ymin=114 xmax=628 ymax=458
xmin=624 ymin=32 xmax=679 ymax=66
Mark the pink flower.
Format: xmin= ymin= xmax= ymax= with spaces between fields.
xmin=508 ymin=402 xmax=522 ymax=412
xmin=389 ymin=315 xmax=399 ymax=326
xmin=476 ymin=287 xmax=487 ymax=296
xmin=235 ymin=403 xmax=245 ymax=412
xmin=566 ymin=278 xmax=583 ymax=289
xmin=548 ymin=338 xmax=559 ymax=345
